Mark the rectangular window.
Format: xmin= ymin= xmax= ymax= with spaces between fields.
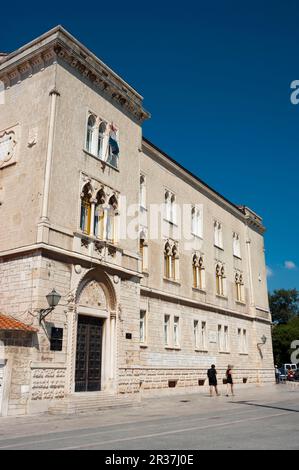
xmin=201 ymin=321 xmax=207 ymax=350
xmin=237 ymin=328 xmax=242 ymax=352
xmin=233 ymin=232 xmax=241 ymax=258
xmin=164 ymin=315 xmax=170 ymax=346
xmin=140 ymin=310 xmax=146 ymax=343
xmin=214 ymin=221 xmax=223 ymax=249
xmin=173 ymin=316 xmax=180 ymax=347
xmin=164 ymin=190 xmax=176 ymax=224
xmin=194 ymin=320 xmax=199 ymax=349
xmin=224 ymin=325 xmax=229 ymax=352
xmin=191 ymin=206 xmax=203 ymax=238
xmin=140 ymin=174 xmax=146 ymax=208
xmin=218 ymin=324 xmax=223 ymax=351
xmin=242 ymin=329 xmax=247 ymax=353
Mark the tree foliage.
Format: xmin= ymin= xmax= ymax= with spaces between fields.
xmin=272 ymin=316 xmax=299 ymax=366
xmin=269 ymin=288 xmax=299 ymax=324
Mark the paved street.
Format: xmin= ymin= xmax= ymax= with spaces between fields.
xmin=0 ymin=384 xmax=298 ymax=450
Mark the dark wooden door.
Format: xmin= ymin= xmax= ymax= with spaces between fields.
xmin=75 ymin=315 xmax=103 ymax=392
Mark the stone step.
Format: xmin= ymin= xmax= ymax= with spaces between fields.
xmin=48 ymin=394 xmax=140 ymax=415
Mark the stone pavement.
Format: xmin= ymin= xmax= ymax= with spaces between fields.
xmin=0 ymin=383 xmax=298 ymax=449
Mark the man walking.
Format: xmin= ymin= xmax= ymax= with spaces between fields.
xmin=207 ymin=364 xmax=220 ymax=396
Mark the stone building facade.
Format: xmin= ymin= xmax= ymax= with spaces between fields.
xmin=0 ymin=26 xmax=274 ymax=416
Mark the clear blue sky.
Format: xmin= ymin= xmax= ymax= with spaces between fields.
xmin=1 ymin=0 xmax=298 ymax=292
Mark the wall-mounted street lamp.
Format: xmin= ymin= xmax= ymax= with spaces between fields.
xmin=257 ymin=335 xmax=267 ymax=358
xmin=39 ymin=288 xmax=61 ymax=324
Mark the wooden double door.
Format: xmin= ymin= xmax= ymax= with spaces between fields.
xmin=75 ymin=315 xmax=104 ymax=392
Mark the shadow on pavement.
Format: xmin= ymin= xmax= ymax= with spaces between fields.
xmin=230 ymin=401 xmax=299 ymax=413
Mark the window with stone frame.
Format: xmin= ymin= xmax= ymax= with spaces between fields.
xmin=139 ymin=228 xmax=148 ymax=272
xmin=216 ymin=263 xmax=226 ymax=296
xmin=233 ymin=232 xmax=241 ymax=258
xmin=191 ymin=206 xmax=203 ymax=238
xmin=140 ymin=310 xmax=147 ymax=344
xmin=214 ymin=221 xmax=223 ymax=249
xmin=173 ymin=316 xmax=180 ymax=347
xmin=85 ymin=114 xmax=119 ymax=168
xmin=94 ymin=189 xmax=119 ymax=243
xmin=164 ymin=314 xmax=170 ymax=346
xmin=164 ymin=240 xmax=179 ymax=281
xmin=235 ymin=272 xmax=245 ymax=302
xmin=140 ymin=174 xmax=146 ymax=209
xmin=164 ymin=190 xmax=176 ymax=224
xmin=80 ymin=183 xmax=92 ymax=234
xmin=192 ymin=253 xmax=205 ymax=290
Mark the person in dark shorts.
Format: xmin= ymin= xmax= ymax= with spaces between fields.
xmin=225 ymin=365 xmax=234 ymax=396
xmin=207 ymin=364 xmax=220 ymax=396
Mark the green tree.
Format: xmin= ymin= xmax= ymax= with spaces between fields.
xmin=272 ymin=316 xmax=299 ymax=366
xmin=269 ymin=289 xmax=299 ymax=324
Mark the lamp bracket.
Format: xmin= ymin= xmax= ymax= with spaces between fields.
xmin=39 ymin=307 xmax=54 ymax=324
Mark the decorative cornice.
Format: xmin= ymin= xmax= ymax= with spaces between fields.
xmin=0 ymin=26 xmax=150 ymax=124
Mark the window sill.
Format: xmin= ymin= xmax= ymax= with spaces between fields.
xmin=82 ymin=148 xmax=119 ymax=171
xmin=195 ymin=348 xmax=208 ymax=353
xmin=235 ymin=300 xmax=246 ymax=306
xmin=140 ymin=343 xmax=148 ymax=349
xmin=192 ymin=287 xmax=206 ymax=294
xmin=191 ymin=233 xmax=203 ymax=240
xmin=165 ymin=346 xmax=181 ymax=351
xmin=163 ymin=218 xmax=178 ymax=227
xmin=239 ymin=352 xmax=249 ymax=356
xmin=142 ymin=270 xmax=149 ymax=277
xmin=214 ymin=244 xmax=224 ymax=251
xmin=163 ymin=278 xmax=181 ymax=286
xmin=233 ymin=255 xmax=242 ymax=260
xmin=219 ymin=350 xmax=230 ymax=354
xmin=216 ymin=294 xmax=228 ymax=300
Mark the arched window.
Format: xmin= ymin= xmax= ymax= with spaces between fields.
xmin=216 ymin=264 xmax=225 ymax=296
xmin=139 ymin=229 xmax=148 ymax=272
xmin=94 ymin=188 xmax=106 ymax=238
xmin=80 ymin=184 xmax=92 ymax=234
xmin=86 ymin=114 xmax=96 ymax=153
xmin=164 ymin=241 xmax=179 ymax=280
xmin=192 ymin=254 xmax=205 ymax=290
xmin=233 ymin=232 xmax=241 ymax=258
xmin=107 ymin=124 xmax=119 ymax=168
xmin=106 ymin=194 xmax=118 ymax=242
xmin=97 ymin=121 xmax=107 ymax=159
xmin=214 ymin=221 xmax=223 ymax=248
xmin=191 ymin=207 xmax=202 ymax=237
xmin=235 ymin=272 xmax=244 ymax=302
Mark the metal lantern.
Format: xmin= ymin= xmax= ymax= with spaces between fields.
xmin=46 ymin=288 xmax=61 ymax=308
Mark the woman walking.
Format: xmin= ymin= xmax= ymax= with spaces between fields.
xmin=225 ymin=365 xmax=234 ymax=397
xmin=207 ymin=364 xmax=220 ymax=396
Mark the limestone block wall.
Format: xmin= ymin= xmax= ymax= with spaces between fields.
xmin=117 ymin=276 xmax=141 ymax=393
xmin=0 ymin=331 xmax=35 ymax=416
xmin=117 ymin=294 xmax=274 ymax=396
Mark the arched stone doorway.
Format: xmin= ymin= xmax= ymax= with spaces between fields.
xmin=71 ymin=269 xmax=117 ymax=394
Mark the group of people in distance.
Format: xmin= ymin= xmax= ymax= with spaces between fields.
xmin=207 ymin=364 xmax=234 ymax=397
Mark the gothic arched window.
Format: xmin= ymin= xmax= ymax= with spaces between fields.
xmin=86 ymin=114 xmax=96 ymax=153
xmin=80 ymin=184 xmax=92 ymax=234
